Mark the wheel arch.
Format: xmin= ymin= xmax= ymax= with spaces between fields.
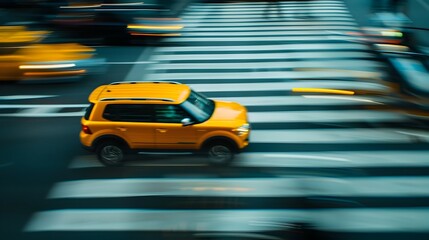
xmin=92 ymin=135 xmax=130 ymax=150
xmin=201 ymin=136 xmax=239 ymax=153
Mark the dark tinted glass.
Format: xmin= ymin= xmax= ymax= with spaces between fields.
xmin=84 ymin=103 xmax=94 ymax=120
xmin=103 ymin=104 xmax=154 ymax=122
xmin=154 ymin=105 xmax=190 ymax=123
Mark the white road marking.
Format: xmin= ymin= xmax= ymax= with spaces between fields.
xmin=144 ymin=70 xmax=382 ymax=81
xmin=250 ymin=128 xmax=429 ymax=143
xmin=154 ymin=43 xmax=371 ymax=53
xmin=46 ymin=176 xmax=429 ymax=199
xmin=25 ymin=208 xmax=429 ymax=232
xmin=188 ymin=81 xmax=390 ymax=92
xmin=164 ymin=35 xmax=360 ymax=42
xmin=179 ymin=25 xmax=359 ymax=32
xmin=216 ymin=96 xmax=387 ymax=106
xmin=0 ymin=95 xmax=58 ymax=100
xmin=151 ymin=51 xmax=375 ymax=61
xmin=69 ymin=150 xmax=429 ymax=169
xmin=182 ymin=21 xmax=357 ymax=27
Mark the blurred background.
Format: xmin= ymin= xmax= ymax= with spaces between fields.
xmin=1 ymin=0 xmax=429 ymax=240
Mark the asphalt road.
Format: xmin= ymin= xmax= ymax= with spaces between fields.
xmin=1 ymin=1 xmax=429 ymax=240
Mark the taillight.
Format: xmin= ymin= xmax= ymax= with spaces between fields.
xmin=82 ymin=125 xmax=92 ymax=134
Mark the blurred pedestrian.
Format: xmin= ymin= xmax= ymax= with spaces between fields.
xmin=264 ymin=0 xmax=283 ymax=19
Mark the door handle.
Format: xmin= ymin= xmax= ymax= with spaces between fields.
xmin=157 ymin=128 xmax=167 ymax=133
xmin=116 ymin=127 xmax=127 ymax=132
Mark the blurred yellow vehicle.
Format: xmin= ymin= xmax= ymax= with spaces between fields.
xmin=0 ymin=25 xmax=104 ymax=82
xmin=80 ymin=81 xmax=250 ymax=166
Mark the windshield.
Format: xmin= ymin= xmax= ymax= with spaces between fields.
xmin=180 ymin=90 xmax=214 ymax=123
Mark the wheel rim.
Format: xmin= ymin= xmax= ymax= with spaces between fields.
xmin=100 ymin=145 xmax=123 ymax=164
xmin=208 ymin=145 xmax=232 ymax=163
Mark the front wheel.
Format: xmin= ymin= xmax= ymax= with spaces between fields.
xmin=96 ymin=141 xmax=127 ymax=166
xmin=207 ymin=143 xmax=234 ymax=166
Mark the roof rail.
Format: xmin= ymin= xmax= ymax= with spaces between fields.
xmin=109 ymin=81 xmax=181 ymax=85
xmin=100 ymin=97 xmax=174 ymax=102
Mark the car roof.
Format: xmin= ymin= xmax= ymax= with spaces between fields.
xmin=89 ymin=81 xmax=191 ymax=104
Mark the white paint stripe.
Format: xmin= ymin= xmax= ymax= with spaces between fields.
xmin=189 ymin=81 xmax=390 ymax=92
xmin=144 ymin=70 xmax=382 ymax=81
xmin=152 ymin=52 xmax=375 ymax=61
xmin=0 ymin=104 xmax=87 ymax=108
xmin=250 ymin=129 xmax=429 ymax=143
xmin=180 ymin=26 xmax=359 ymax=32
xmin=183 ymin=12 xmax=350 ymax=19
xmin=0 ymin=95 xmax=58 ymax=100
xmin=154 ymin=43 xmax=371 ymax=52
xmin=180 ymin=30 xmax=351 ymax=37
xmin=163 ymin=35 xmax=364 ymax=43
xmin=69 ymin=150 xmax=429 ymax=169
xmin=182 ymin=21 xmax=357 ymax=27
xmin=24 ymin=208 xmax=429 ymax=232
xmin=148 ymin=61 xmax=382 ymax=72
xmin=0 ymin=111 xmax=85 ymax=117
xmin=185 ymin=6 xmax=347 ymax=13
xmin=190 ymin=1 xmax=345 ymax=7
xmin=46 ymin=176 xmax=429 ymax=199
xmin=302 ymin=95 xmax=384 ymax=104
xmin=215 ymin=96 xmax=387 ymax=106
xmin=248 ymin=110 xmax=407 ymax=123
xmin=180 ymin=17 xmax=355 ymax=23
xmin=396 ymin=131 xmax=429 ymax=139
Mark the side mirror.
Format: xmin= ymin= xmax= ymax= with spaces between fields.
xmin=181 ymin=118 xmax=193 ymax=126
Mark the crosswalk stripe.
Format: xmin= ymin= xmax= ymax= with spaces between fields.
xmin=163 ymin=35 xmax=365 ymax=43
xmin=190 ymin=1 xmax=346 ymax=8
xmin=180 ymin=17 xmax=355 ymax=23
xmin=0 ymin=95 xmax=58 ymax=100
xmin=182 ymin=12 xmax=350 ymax=19
xmin=251 ymin=129 xmax=429 ymax=143
xmin=180 ymin=26 xmax=359 ymax=32
xmin=144 ymin=71 xmax=383 ymax=82
xmin=24 ymin=208 xmax=429 ymax=232
xmin=185 ymin=6 xmax=347 ymax=13
xmin=154 ymin=43 xmax=371 ymax=53
xmin=216 ymin=96 xmax=388 ymax=106
xmin=188 ymin=81 xmax=390 ymax=93
xmin=248 ymin=110 xmax=408 ymax=123
xmin=182 ymin=21 xmax=357 ymax=27
xmin=151 ymin=52 xmax=376 ymax=61
xmin=179 ymin=30 xmax=355 ymax=37
xmin=47 ymin=176 xmax=429 ymax=199
xmin=181 ymin=28 xmax=354 ymax=37
xmin=147 ymin=60 xmax=382 ymax=72
xmin=68 ymin=150 xmax=429 ymax=169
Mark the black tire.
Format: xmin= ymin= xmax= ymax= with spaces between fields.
xmin=96 ymin=141 xmax=127 ymax=167
xmin=206 ymin=141 xmax=235 ymax=166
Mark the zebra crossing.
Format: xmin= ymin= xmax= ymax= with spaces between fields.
xmin=21 ymin=0 xmax=429 ymax=239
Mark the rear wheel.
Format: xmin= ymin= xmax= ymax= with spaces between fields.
xmin=96 ymin=141 xmax=127 ymax=166
xmin=206 ymin=142 xmax=234 ymax=166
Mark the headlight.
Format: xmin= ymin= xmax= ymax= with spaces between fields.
xmin=233 ymin=123 xmax=250 ymax=136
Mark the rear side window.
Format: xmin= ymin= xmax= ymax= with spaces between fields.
xmin=84 ymin=103 xmax=94 ymax=120
xmin=103 ymin=104 xmax=154 ymax=122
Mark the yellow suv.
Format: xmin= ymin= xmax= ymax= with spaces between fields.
xmin=80 ymin=81 xmax=250 ymax=166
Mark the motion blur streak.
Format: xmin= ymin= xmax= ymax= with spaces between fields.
xmin=19 ymin=63 xmax=76 ymax=69
xmin=23 ymin=70 xmax=86 ymax=76
xmin=292 ymin=88 xmax=355 ymax=95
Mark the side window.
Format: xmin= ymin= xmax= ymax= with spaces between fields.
xmin=103 ymin=104 xmax=154 ymax=122
xmin=84 ymin=103 xmax=94 ymax=120
xmin=155 ymin=105 xmax=190 ymax=123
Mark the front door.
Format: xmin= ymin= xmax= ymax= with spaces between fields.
xmin=153 ymin=104 xmax=197 ymax=150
